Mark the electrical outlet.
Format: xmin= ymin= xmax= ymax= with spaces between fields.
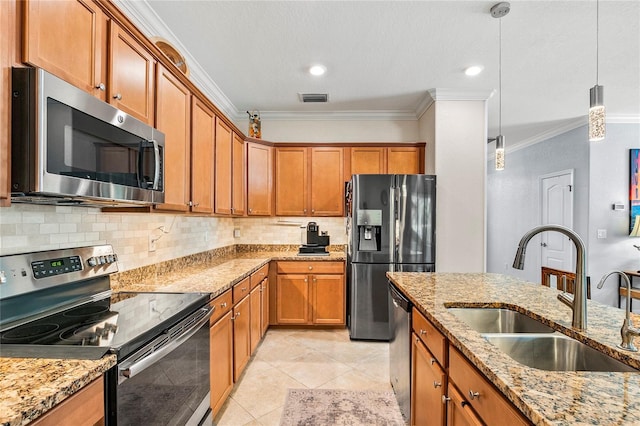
xmin=149 ymin=299 xmax=157 ymax=314
xmin=149 ymin=235 xmax=157 ymax=252
xmin=204 ymin=231 xmax=209 ymax=242
xmin=234 ymin=228 xmax=241 ymax=238
xmin=597 ymin=229 xmax=607 ymax=239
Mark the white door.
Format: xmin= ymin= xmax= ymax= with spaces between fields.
xmin=540 ymin=170 xmax=574 ymax=273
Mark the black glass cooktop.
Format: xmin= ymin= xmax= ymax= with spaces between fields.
xmin=0 ymin=292 xmax=209 ymax=360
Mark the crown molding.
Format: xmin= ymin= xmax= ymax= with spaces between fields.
xmin=242 ymin=110 xmax=419 ymax=122
xmin=112 ymin=0 xmax=238 ymax=120
xmin=426 ymin=88 xmax=495 ymax=102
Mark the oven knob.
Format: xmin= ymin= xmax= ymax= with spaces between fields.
xmin=107 ymin=254 xmax=114 ymax=263
xmin=99 ymin=256 xmax=107 ymax=265
xmin=87 ymin=257 xmax=97 ymax=267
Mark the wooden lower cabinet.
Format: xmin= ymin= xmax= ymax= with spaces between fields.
xmin=31 ymin=376 xmax=104 ymax=426
xmin=411 ymin=333 xmax=446 ymax=426
xmin=446 ymin=384 xmax=483 ymax=426
xmin=274 ymin=261 xmax=345 ymax=326
xmin=232 ymin=295 xmax=251 ymax=381
xmin=249 ymin=285 xmax=261 ymax=354
xmin=260 ymin=278 xmax=269 ymax=337
xmin=210 ymin=310 xmax=233 ymax=418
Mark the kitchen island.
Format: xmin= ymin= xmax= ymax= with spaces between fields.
xmin=387 ymin=272 xmax=640 ymax=425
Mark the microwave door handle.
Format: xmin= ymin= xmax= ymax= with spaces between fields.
xmin=152 ymin=139 xmax=160 ymax=190
xmin=118 ymin=306 xmax=214 ymax=381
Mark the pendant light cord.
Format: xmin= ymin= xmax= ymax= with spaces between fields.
xmin=499 ymin=16 xmax=502 ymax=134
xmin=596 ymin=0 xmax=599 ymax=84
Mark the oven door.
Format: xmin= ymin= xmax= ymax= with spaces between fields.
xmin=105 ymin=305 xmax=213 ymax=426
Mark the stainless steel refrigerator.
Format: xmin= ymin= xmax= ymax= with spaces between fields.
xmin=347 ymin=174 xmax=436 ymax=341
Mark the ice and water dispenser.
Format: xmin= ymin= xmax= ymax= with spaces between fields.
xmin=356 ymin=209 xmax=382 ymax=251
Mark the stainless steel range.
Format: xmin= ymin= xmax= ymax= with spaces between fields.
xmin=0 ymin=245 xmax=213 ymax=425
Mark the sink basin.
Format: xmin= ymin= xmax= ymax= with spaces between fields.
xmin=483 ymin=333 xmax=638 ymax=372
xmin=448 ymin=308 xmax=555 ymax=334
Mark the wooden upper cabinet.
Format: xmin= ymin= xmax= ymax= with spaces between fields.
xmin=1 ymin=0 xmax=16 ymax=206
xmin=350 ymin=147 xmax=387 ymax=175
xmin=109 ymin=21 xmax=155 ymax=124
xmin=23 ymin=0 xmax=108 ymax=100
xmin=310 ymin=147 xmax=344 ymax=216
xmin=247 ymin=142 xmax=273 ymax=216
xmin=215 ymin=118 xmax=232 ymax=215
xmin=190 ymin=97 xmax=215 ymax=214
xmin=275 ymin=147 xmax=308 ymax=216
xmin=232 ymin=133 xmax=245 ymax=216
xmin=154 ymin=65 xmax=190 ymax=212
xmin=387 ymin=147 xmax=423 ymax=174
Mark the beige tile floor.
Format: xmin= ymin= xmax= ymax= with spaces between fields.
xmin=211 ymin=328 xmax=391 ymax=426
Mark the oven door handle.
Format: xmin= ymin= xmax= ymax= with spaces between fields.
xmin=118 ymin=305 xmax=214 ymax=380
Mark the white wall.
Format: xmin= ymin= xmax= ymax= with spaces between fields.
xmin=260 ymin=119 xmax=420 ymax=142
xmin=588 ymin=123 xmax=640 ymax=306
xmin=419 ymin=100 xmax=488 ymax=272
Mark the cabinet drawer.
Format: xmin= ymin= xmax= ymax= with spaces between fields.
xmin=276 ymin=261 xmax=343 ymax=275
xmin=250 ymin=263 xmax=269 ymax=289
xmin=233 ymin=277 xmax=251 ymax=304
xmin=31 ymin=376 xmax=104 ymax=426
xmin=412 ymin=307 xmax=447 ymax=367
xmin=449 ymin=346 xmax=530 ymax=426
xmin=209 ymin=290 xmax=232 ymax=324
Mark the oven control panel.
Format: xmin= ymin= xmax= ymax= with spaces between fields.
xmin=31 ymin=255 xmax=82 ymax=278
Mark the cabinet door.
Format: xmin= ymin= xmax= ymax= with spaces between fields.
xmin=154 ymin=65 xmax=190 ymax=212
xmin=311 ymin=274 xmax=345 ymax=325
xmin=250 ymin=285 xmax=261 ymax=354
xmin=276 ymin=274 xmax=309 ymax=324
xmin=233 ymin=296 xmax=251 ymax=381
xmin=232 ymin=132 xmax=246 ymax=216
xmin=109 ymin=22 xmax=155 ymax=124
xmin=31 ymin=377 xmax=104 ymax=426
xmin=190 ymin=97 xmax=215 ymax=214
xmin=412 ymin=334 xmax=446 ymax=426
xmin=210 ymin=311 xmax=233 ymax=418
xmin=261 ymin=278 xmax=269 ymax=337
xmin=275 ymin=147 xmax=308 ymax=216
xmin=387 ymin=147 xmax=422 ymax=174
xmin=310 ymin=147 xmax=344 ymax=216
xmin=0 ymin=0 xmax=15 ymax=206
xmin=247 ymin=142 xmax=273 ymax=216
xmin=23 ymin=0 xmax=107 ymax=100
xmin=215 ymin=118 xmax=232 ymax=215
xmin=350 ymin=147 xmax=386 ymax=174
xmin=446 ymin=384 xmax=483 ymax=426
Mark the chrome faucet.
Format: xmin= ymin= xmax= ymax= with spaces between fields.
xmin=512 ymin=224 xmax=588 ymax=330
xmin=597 ymin=271 xmax=640 ymax=352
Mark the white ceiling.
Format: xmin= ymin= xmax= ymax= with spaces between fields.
xmin=117 ymin=0 xmax=640 ymax=145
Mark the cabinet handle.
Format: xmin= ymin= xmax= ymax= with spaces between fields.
xmin=193 ymin=202 xmax=200 ymax=207
xmin=231 ymin=312 xmax=240 ymax=321
xmin=249 ymin=208 xmax=252 ymax=213
xmin=113 ymin=93 xmax=122 ymax=100
xmin=304 ymin=209 xmax=307 ymax=213
xmin=433 ymin=381 xmax=442 ymax=388
xmin=420 ymin=329 xmax=427 ymax=335
xmin=242 ymin=287 xmax=247 ymax=292
xmin=312 ymin=209 xmax=315 ymax=213
xmin=442 ymin=396 xmax=451 ymax=404
xmin=468 ymin=390 xmax=480 ymax=400
xmin=430 ymin=358 xmax=436 ymax=365
xmin=313 ymin=278 xmax=317 ymax=283
xmin=96 ymin=83 xmax=106 ymax=91
xmin=221 ymin=302 xmax=227 ymax=308
xmin=308 ymin=266 xmax=313 ymax=270
xmin=304 ymin=279 xmax=308 ymax=283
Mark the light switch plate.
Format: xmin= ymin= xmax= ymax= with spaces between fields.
xmin=597 ymin=229 xmax=607 ymax=239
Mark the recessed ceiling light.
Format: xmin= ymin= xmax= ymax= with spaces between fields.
xmin=309 ymin=65 xmax=327 ymax=76
xmin=464 ymin=65 xmax=484 ymax=76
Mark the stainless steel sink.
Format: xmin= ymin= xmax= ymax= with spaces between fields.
xmin=448 ymin=307 xmax=556 ymax=334
xmin=483 ymin=333 xmax=638 ymax=372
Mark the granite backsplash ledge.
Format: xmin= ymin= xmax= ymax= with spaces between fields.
xmin=109 ymin=244 xmax=346 ymax=292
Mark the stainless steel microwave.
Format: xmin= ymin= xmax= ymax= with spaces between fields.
xmin=11 ymin=67 xmax=164 ymax=207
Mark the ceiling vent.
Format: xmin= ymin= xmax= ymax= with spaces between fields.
xmin=299 ymin=93 xmax=328 ymax=103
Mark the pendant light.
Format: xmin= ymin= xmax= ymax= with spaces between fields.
xmin=589 ymin=0 xmax=605 ymax=141
xmin=491 ymin=2 xmax=510 ymax=171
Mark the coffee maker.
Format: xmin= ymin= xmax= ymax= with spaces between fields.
xmin=298 ymin=222 xmax=330 ymax=256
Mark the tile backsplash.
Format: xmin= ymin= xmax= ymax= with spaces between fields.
xmin=0 ymin=204 xmax=347 ymax=271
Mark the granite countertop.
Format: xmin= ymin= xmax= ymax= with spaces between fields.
xmin=387 ymin=272 xmax=640 ymax=426
xmin=0 ymin=248 xmax=345 ymax=426
xmin=0 ymin=356 xmax=116 ymax=426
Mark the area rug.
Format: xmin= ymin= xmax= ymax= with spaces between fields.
xmin=279 ymin=388 xmax=405 ymax=426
